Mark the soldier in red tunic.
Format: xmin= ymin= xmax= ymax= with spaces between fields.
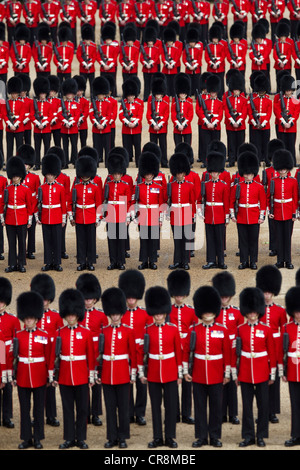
xmin=120 ymin=25 xmax=140 ymax=82
xmin=73 ymin=75 xmax=89 ymax=149
xmin=183 ymin=285 xmax=231 ymax=448
xmin=14 ymin=291 xmax=51 ymax=449
xmin=76 ymin=273 xmax=108 ymax=426
xmin=118 ymin=269 xmax=151 ymax=425
xmin=48 ymin=74 xmax=62 ymax=148
xmin=234 ymin=287 xmax=277 ymax=447
xmin=171 ymin=73 xmax=194 ymax=147
xmin=53 ymin=25 xmax=74 ymax=85
xmin=10 ymin=23 xmax=32 ymax=75
xmin=99 ymin=287 xmax=137 ymax=449
xmin=40 ymin=0 xmax=60 ymax=44
xmin=0 ymin=22 xmax=10 ymax=84
xmin=76 ymin=23 xmax=97 ymax=93
xmin=138 ymin=286 xmax=182 ymax=449
xmin=98 ymin=23 xmax=119 ymax=97
xmin=32 ymin=23 xmax=53 ymax=77
xmin=212 ymin=271 xmax=244 ymax=425
xmin=4 ymin=77 xmax=25 ymax=162
xmin=282 ymin=286 xmax=300 ymax=446
xmin=30 ymin=273 xmax=63 ymax=428
xmin=52 ymin=288 xmax=95 ymax=449
xmin=31 ymin=77 xmax=52 ymax=170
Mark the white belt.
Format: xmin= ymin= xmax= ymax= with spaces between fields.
xmin=194 ymin=353 xmax=223 ymax=360
xmin=61 ymin=355 xmax=87 ymax=361
xmin=149 ymin=352 xmax=175 ymax=360
xmin=108 ymin=201 xmax=125 ymax=205
xmin=274 ymin=198 xmax=292 ymax=203
xmin=19 ymin=357 xmax=45 ymax=364
xmin=288 ymin=352 xmax=300 ymax=358
xmin=241 ymin=351 xmax=268 ymax=358
xmin=206 ymin=202 xmax=224 ymax=206
xmin=103 ymin=354 xmax=129 ymax=361
xmin=138 ymin=204 xmax=159 ymax=209
xmin=238 ymin=203 xmax=259 ymax=208
xmin=42 ymin=204 xmax=61 ymax=209
xmin=258 ymin=113 xmax=267 ymax=116
xmin=76 ymin=204 xmax=95 ymax=209
xmin=5 ymin=340 xmax=12 ymax=346
xmin=171 ymin=203 xmax=190 ymax=208
xmin=7 ymin=204 xmax=26 ymax=209
xmin=273 ymin=332 xmax=280 ymax=338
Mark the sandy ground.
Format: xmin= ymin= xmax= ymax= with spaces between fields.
xmin=0 ymin=8 xmax=299 ymax=454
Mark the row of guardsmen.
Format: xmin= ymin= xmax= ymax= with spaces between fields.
xmin=0 ymin=133 xmax=300 ymax=274
xmin=2 ymin=60 xmax=300 ymax=169
xmin=1 ymin=265 xmax=300 ymax=448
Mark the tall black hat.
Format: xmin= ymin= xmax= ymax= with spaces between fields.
xmin=118 ymin=269 xmax=146 ymax=300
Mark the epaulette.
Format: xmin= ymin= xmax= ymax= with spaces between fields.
xmin=215 ymin=322 xmax=227 ymax=329
xmin=78 ymin=324 xmax=88 ymax=330
xmin=166 ymin=321 xmax=177 ymax=327
xmin=121 ymin=323 xmax=132 ymax=329
xmin=36 ymin=327 xmax=48 ymax=335
xmin=120 ymin=180 xmax=129 ymax=185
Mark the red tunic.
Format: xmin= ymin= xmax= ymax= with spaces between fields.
xmin=223 ymin=92 xmax=248 ymax=131
xmin=267 ymin=176 xmax=298 ymax=220
xmin=171 ymin=96 xmax=194 ymax=135
xmin=1 ymin=183 xmax=32 ymax=226
xmin=260 ymin=303 xmax=287 ymax=366
xmin=170 ymin=179 xmax=196 ymax=226
xmin=146 ymin=95 xmax=170 ymax=134
xmin=38 ymin=181 xmax=67 ymax=225
xmin=134 ymin=181 xmax=164 ymax=226
xmin=119 ymin=98 xmax=144 ymax=135
xmin=202 ymin=179 xmax=230 ymax=224
xmin=68 ymin=180 xmax=102 ymax=224
xmin=78 ymin=307 xmax=109 ymax=362
xmin=230 ymin=180 xmax=267 ymax=224
xmin=122 ymin=307 xmax=153 ymax=350
xmin=169 ymin=304 xmax=198 ymax=348
xmin=280 ymin=321 xmax=300 ymax=382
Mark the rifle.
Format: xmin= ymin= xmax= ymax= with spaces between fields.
xmin=188 ymin=324 xmax=196 ymax=376
xmin=279 ymin=91 xmax=293 ymax=125
xmin=151 ymin=95 xmax=159 ymax=125
xmin=33 ymin=97 xmax=43 ymax=125
xmin=96 ymin=327 xmax=105 ymax=380
xmin=5 ymin=95 xmax=16 ymax=127
xmin=154 ymin=1 xmax=163 ymax=20
xmin=249 ymin=92 xmax=261 ymax=127
xmin=226 ymin=91 xmax=240 ymax=123
xmin=140 ymin=44 xmax=151 ymax=65
xmin=72 ymin=186 xmax=77 ymax=219
xmin=253 ymin=0 xmax=263 ymax=18
xmin=184 ymin=40 xmax=194 ymax=69
xmin=3 ymin=188 xmax=8 ymax=220
xmin=78 ymin=0 xmax=87 ymax=19
xmin=9 ymin=3 xmax=18 ymax=22
xmin=214 ymin=1 xmax=222 ymax=18
xmin=201 ymin=180 xmax=206 ymax=213
xmin=12 ymin=37 xmax=24 ymax=67
xmin=54 ymin=332 xmax=61 ymax=382
xmin=12 ymin=335 xmax=19 ymax=382
xmin=290 ymin=0 xmax=300 ymax=15
xmin=121 ymin=33 xmax=131 ymax=67
xmin=234 ymin=182 xmax=240 ymax=218
xmin=283 ymin=327 xmax=289 ymax=377
xmin=297 ymin=172 xmax=300 ymax=212
xmin=101 ymin=0 xmax=109 ymax=19
xmin=37 ymin=186 xmax=43 ymax=221
xmin=134 ymin=183 xmax=140 ymax=219
xmin=102 ymin=182 xmax=109 ymax=218
xmin=231 ymin=0 xmax=241 ymax=14
xmin=196 ymin=89 xmax=213 ymax=123
xmin=205 ymin=41 xmax=219 ymax=67
xmin=34 ymin=36 xmax=46 ymax=66
xmin=41 ymin=2 xmax=50 ymax=21
xmin=270 ymin=0 xmax=280 ymax=15
xmin=98 ymin=41 xmax=108 ymax=64
xmin=143 ymin=325 xmax=150 ymax=378
xmin=24 ymin=1 xmax=33 ymax=19
xmin=91 ymin=95 xmax=102 ymax=126
xmin=134 ymin=2 xmax=143 ymax=21
xmin=235 ymin=334 xmax=242 ymax=375
xmin=118 ymin=1 xmax=126 ymax=20
xmin=293 ymin=36 xmax=300 ymax=59
xmin=52 ymin=41 xmax=64 ymax=68
xmin=173 ymin=0 xmax=179 ymax=17
xmin=250 ymin=39 xmax=262 ymax=61
xmin=191 ymin=0 xmax=201 ymax=16
xmin=121 ymin=97 xmax=132 ymax=123
xmin=227 ymin=40 xmax=238 ymax=63
xmin=262 ymin=162 xmax=267 ymax=193
xmin=80 ymin=40 xmax=91 ymax=65
xmin=275 ymin=37 xmax=286 ymax=62
xmin=60 ymin=96 xmax=71 ymax=122
xmin=59 ymin=0 xmax=71 ymax=21
xmin=175 ymin=94 xmax=184 ymax=126
xmin=269 ymin=178 xmax=275 ymax=216
xmin=166 ymin=176 xmax=172 ymax=216
xmin=162 ymin=40 xmax=172 ymax=65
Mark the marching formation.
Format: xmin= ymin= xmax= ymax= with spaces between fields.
xmin=1 ymin=266 xmax=300 ymax=449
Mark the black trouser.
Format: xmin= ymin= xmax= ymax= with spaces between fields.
xmin=81 ymin=72 xmax=94 ymax=95
xmin=143 ymin=72 xmax=153 ymax=102
xmin=75 ymin=223 xmax=96 ymax=265
xmin=107 ymin=222 xmax=126 ymax=266
xmin=276 ymin=69 xmax=291 ymax=93
xmin=93 ymin=132 xmax=111 ymax=166
xmin=57 ymin=72 xmax=71 ymax=86
xmin=52 ymin=129 xmax=61 ymax=147
xmin=0 ymin=224 xmax=3 ymax=254
xmin=27 ymin=216 xmax=36 ymax=255
xmin=189 ymin=72 xmax=201 ymax=99
xmin=6 ymin=131 xmax=23 ymax=162
xmin=249 ymin=127 xmax=270 ymax=163
xmin=174 ymin=133 xmax=192 ymax=147
xmin=227 ymin=129 xmax=245 ymax=165
xmin=199 ymin=23 xmax=208 ymax=44
xmin=18 ymin=385 xmax=46 ymax=442
xmin=237 ymin=223 xmax=260 ymax=264
xmin=122 ymin=72 xmax=137 ymax=84
xmin=240 ymin=380 xmax=269 ymax=440
xmin=129 ymin=377 xmax=147 ymax=419
xmin=205 ymin=223 xmax=225 ymax=265
xmin=277 ymin=132 xmax=296 ymax=166
xmin=150 ymin=133 xmax=168 ymax=167
xmin=269 ymin=368 xmax=280 ymax=415
xmin=171 ymin=224 xmax=193 ymax=265
xmin=42 ymin=224 xmax=62 ymax=266
xmin=110 ymin=128 xmax=115 ymax=149
xmin=34 ymin=132 xmax=51 ymax=166
xmin=274 ymin=218 xmax=294 ymax=264
xmin=139 ymin=225 xmax=159 ymax=264
xmin=101 ymin=71 xmax=117 ymax=96
xmin=36 ymin=71 xmax=50 ymax=78
xmin=59 ymin=383 xmax=89 ymax=442
xmin=88 ymin=382 xmax=103 ymax=418
xmin=289 ymin=381 xmax=300 ymax=439
xmin=193 ymin=382 xmax=223 ymax=441
xmin=45 ymin=383 xmax=58 ymax=421
xmin=222 ymin=377 xmax=238 ymax=419
xmin=62 ymin=133 xmax=78 ymax=165
xmin=7 ymin=26 xmax=15 ymax=45
xmin=23 ymin=129 xmax=31 ymax=146
xmin=268 ymin=217 xmax=277 ymax=253
xmin=201 ymin=129 xmax=221 ymax=166
xmin=122 ymin=133 xmax=141 ymax=167
xmin=0 ymin=383 xmax=13 ymax=424
xmin=79 ymin=129 xmax=87 ymax=149
xmin=212 ymin=72 xmax=224 ymax=99
xmin=148 ymin=380 xmax=178 ymax=440
xmin=6 ymin=224 xmax=27 ymax=267
xmin=0 ymin=73 xmax=7 ymax=85
xmin=61 ymin=222 xmax=67 ymax=255
xmin=103 ymin=383 xmax=130 ymax=442
xmin=50 ymin=26 xmax=58 ymax=44
xmin=165 ymin=75 xmax=176 ymax=97
xmin=177 ymin=379 xmax=192 ymax=420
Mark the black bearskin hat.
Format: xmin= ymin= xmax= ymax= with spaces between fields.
xmin=48 ymin=75 xmax=60 ymax=93
xmin=42 ymin=154 xmax=61 ymax=177
xmin=169 ymin=153 xmax=190 ymax=177
xmin=7 ymin=76 xmax=22 ymax=94
xmin=17 ymin=291 xmax=44 ymax=321
xmin=76 ymin=155 xmax=97 ymax=180
xmin=238 ymin=142 xmax=258 ymax=157
xmin=267 ymin=139 xmax=285 ymax=163
xmin=62 ymin=78 xmax=78 ymax=96
xmin=17 ymin=144 xmax=36 ymax=168
xmin=207 ymin=140 xmax=226 ymax=158
xmin=252 ymin=23 xmax=266 ymax=39
xmin=206 ymin=151 xmax=225 ymax=173
xmin=145 ymin=286 xmax=171 ymax=316
xmin=206 ymin=74 xmax=220 ymax=93
xmin=58 ymin=25 xmax=72 ymax=42
xmin=33 ymin=76 xmax=50 ymax=96
xmin=30 ymin=273 xmax=56 ymax=302
xmin=59 ymin=288 xmax=85 ymax=321
xmin=107 ymin=154 xmax=127 ymax=176
xmin=238 ymin=151 xmax=259 ymax=177
xmin=144 ymin=26 xmax=157 ymax=43
xmin=193 ymin=286 xmax=221 ymax=318
xmin=101 ymin=287 xmax=127 ymax=316
xmin=122 ymin=78 xmax=139 ymax=98
xmin=81 ymin=23 xmax=94 ymax=41
xmin=47 ymin=146 xmax=66 ymax=168
xmin=273 ymin=149 xmax=294 ymax=171
xmin=230 ymin=21 xmax=244 ymax=40
xmin=175 ymin=142 xmax=194 ymax=164
xmin=167 ymin=269 xmax=191 ymax=297
xmin=151 ymin=77 xmax=167 ymax=96
xmin=163 ymin=27 xmax=176 ymax=43
xmin=186 ymin=27 xmax=199 ymax=43
xmin=101 ymin=23 xmax=116 ymax=40
xmin=285 ymin=287 xmax=300 ymax=317
xmin=76 ymin=273 xmax=102 ymax=301
xmin=15 ymin=23 xmax=30 ymax=42
xmin=18 ymin=73 xmax=31 ymax=93
xmin=276 ymin=21 xmax=290 ymax=37
xmin=209 ymin=24 xmax=222 ymax=41
xmin=280 ymin=75 xmax=296 ymax=93
xmin=256 ymin=265 xmax=282 ymax=296
xmin=138 ymin=152 xmax=160 ymax=179
xmin=118 ymin=269 xmax=146 ymax=300
xmin=142 ymin=142 xmax=162 ymax=162
xmin=37 ymin=23 xmax=50 ymax=41
xmin=175 ymin=73 xmax=191 ymax=96
xmin=239 ymin=287 xmax=265 ymax=318
xmin=199 ymin=72 xmax=212 ymax=91
xmin=0 ymin=277 xmax=12 ymax=306
xmin=73 ymin=74 xmax=86 ymax=92
xmin=7 ymin=156 xmax=26 ymax=181
xmin=78 ymin=146 xmax=99 ymax=165
xmin=254 ymin=74 xmax=270 ymax=94
xmin=212 ymin=272 xmax=236 ymax=298
xmin=92 ymin=76 xmax=110 ymax=96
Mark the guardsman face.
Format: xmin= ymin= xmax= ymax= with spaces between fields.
xmin=153 ymin=313 xmax=167 ymax=324
xmin=112 ymin=172 xmax=122 ymax=182
xmin=176 ymin=172 xmax=185 ymax=182
xmin=211 ymin=171 xmax=220 ymax=180
xmin=155 ymin=94 xmax=163 ymax=100
xmin=294 ymin=311 xmax=300 ymax=322
xmin=174 ymin=295 xmax=185 ymax=305
xmin=85 ymin=298 xmax=96 ymax=310
xmin=279 ymin=169 xmax=288 ymax=177
xmin=24 ymin=317 xmax=38 ymax=330
xmin=246 ymin=312 xmax=259 ymax=323
xmin=81 ymin=176 xmax=91 ymax=183
xmin=11 ymin=92 xmax=19 ymax=100
xmin=264 ymin=292 xmax=273 ymax=304
xmin=179 ymin=93 xmax=187 ymax=100
xmin=66 ymin=93 xmax=75 ymax=101
xmin=233 ymin=89 xmax=241 ymax=96
xmin=221 ymin=296 xmax=231 ymax=307
xmin=243 ymin=173 xmax=254 ymax=182
xmin=127 ymin=94 xmax=135 ymax=103
xmin=212 ymin=37 xmax=219 ymax=44
xmin=202 ymin=313 xmax=216 ymax=324
xmin=12 ymin=176 xmax=21 ymax=185
xmin=46 ymin=174 xmax=56 ymax=183
xmin=144 ymin=173 xmax=154 ymax=183
xmin=39 ymin=93 xmax=47 ymax=101
xmin=110 ymin=313 xmax=122 ymax=325
xmin=65 ymin=314 xmax=78 ymax=326
xmin=127 ymin=298 xmax=138 ymax=309
xmin=97 ymin=94 xmax=105 ymax=100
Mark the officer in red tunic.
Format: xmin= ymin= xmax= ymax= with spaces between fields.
xmin=256 ymin=264 xmax=287 ymax=423
xmin=118 ymin=269 xmax=151 ymax=426
xmin=53 ymin=26 xmax=74 ymax=85
xmin=161 ymin=28 xmax=182 ymax=97
xmin=226 ymin=22 xmax=247 ymax=76
xmin=6 ymin=0 xmax=23 ymax=44
xmin=4 ymin=77 xmax=25 ymax=162
xmin=18 ymin=73 xmax=32 ymax=148
xmin=268 ymin=0 xmax=286 ymax=43
xmin=205 ymin=25 xmax=226 ymax=98
xmin=212 ymin=271 xmax=244 ymax=425
xmin=76 ymin=24 xmax=97 ymax=93
xmin=120 ymin=25 xmax=140 ymax=82
xmin=171 ymin=73 xmax=194 ymax=147
xmin=230 ymin=151 xmax=267 ymax=269
xmin=167 ymin=269 xmax=198 ymax=425
xmin=68 ymin=156 xmax=102 ymax=271
xmin=40 ymin=0 xmax=60 ymax=44
xmin=59 ymin=0 xmax=78 ymax=47
xmin=30 ymin=273 xmax=63 ymax=428
xmin=104 ymin=154 xmax=132 ymax=270
xmin=37 ymin=154 xmax=66 ymax=272
xmin=267 ymin=149 xmax=298 ymax=269
xmin=98 ymin=23 xmax=119 ymax=97
xmin=52 ymin=288 xmax=95 ymax=449
xmin=273 ymin=22 xmax=293 ymax=91
xmin=99 ymin=287 xmax=137 ymax=449
xmin=1 ymin=157 xmax=32 ymax=273
xmin=77 ymin=0 xmax=97 ymax=34
xmin=134 ymin=152 xmax=164 ymax=270
xmin=99 ymin=0 xmax=117 ymax=26
xmin=48 ymin=75 xmax=62 ymax=148
xmin=22 ymin=0 xmax=41 ymax=45
xmin=0 ymin=277 xmax=20 ymax=428
xmin=31 ymin=77 xmax=52 ymax=170
xmin=32 ymin=23 xmax=53 ymax=77
xmin=282 ymin=286 xmax=300 ymax=446
xmin=14 ymin=291 xmax=51 ymax=449
xmin=10 ymin=23 xmax=32 ymax=75
xmin=183 ymin=285 xmax=231 ymax=448
xmin=76 ymin=273 xmax=108 ymax=426
xmin=249 ymin=23 xmax=270 ymax=74
xmin=234 ymin=287 xmax=277 ymax=447
xmin=167 ymin=153 xmax=196 ymax=270
xmin=138 ymin=286 xmax=182 ymax=449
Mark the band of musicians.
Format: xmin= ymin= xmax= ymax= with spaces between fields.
xmin=1 ymin=0 xmax=300 ymax=452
